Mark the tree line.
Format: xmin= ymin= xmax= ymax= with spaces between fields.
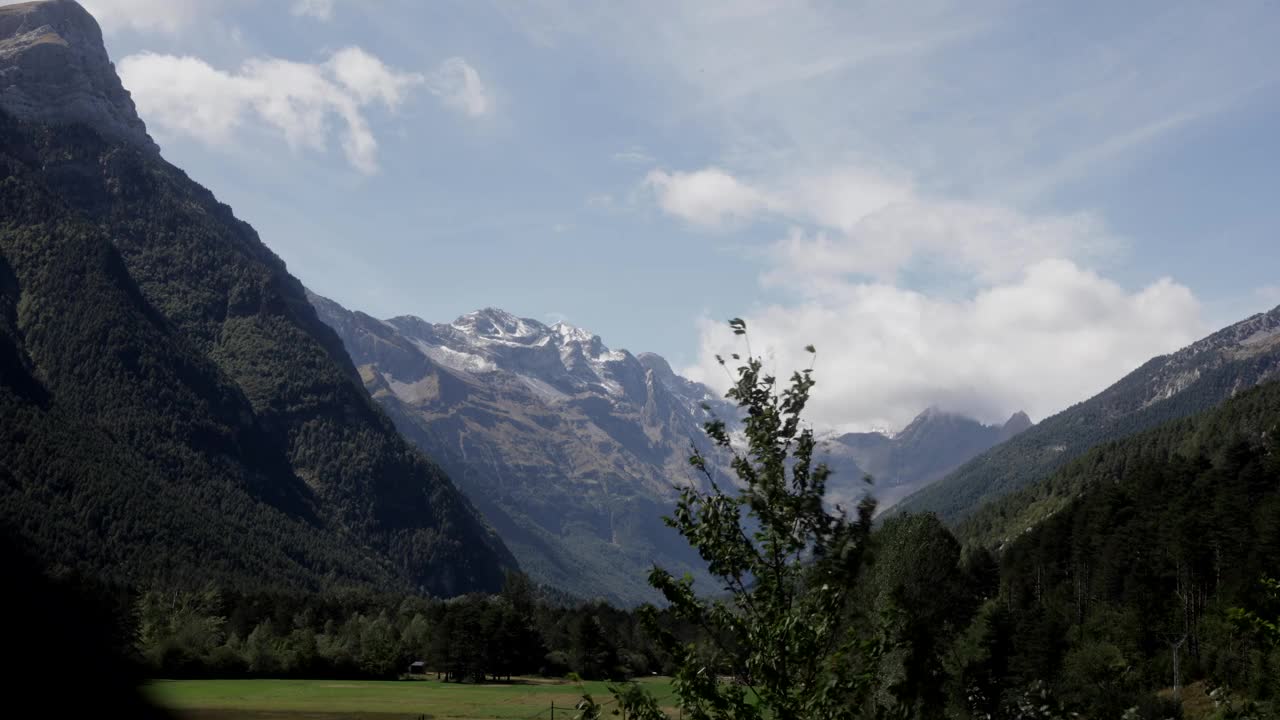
xmin=129 ymin=571 xmax=675 ymax=682
xmin=10 ymin=322 xmax=1280 ymax=719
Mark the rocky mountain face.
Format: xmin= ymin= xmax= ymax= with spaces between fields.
xmin=0 ymin=0 xmax=155 ymax=151
xmin=895 ymin=304 xmax=1280 ymax=524
xmin=0 ymin=1 xmax=513 ymax=596
xmin=309 ymin=297 xmax=740 ymax=605
xmin=309 ymin=295 xmax=1024 ymax=602
xmin=820 ymin=408 xmax=1033 ymax=511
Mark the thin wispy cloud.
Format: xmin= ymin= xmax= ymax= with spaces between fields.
xmin=118 ymin=50 xmax=491 ymax=173
xmin=40 ymin=0 xmax=1278 ymax=432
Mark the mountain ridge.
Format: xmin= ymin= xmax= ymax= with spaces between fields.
xmin=0 ymin=0 xmax=515 ymax=596
xmin=822 ymin=407 xmax=1034 ymax=510
xmin=309 ymin=293 xmax=733 ymax=604
xmin=310 ymin=293 xmax=1033 ymax=600
xmin=894 ymin=303 xmax=1280 ymax=524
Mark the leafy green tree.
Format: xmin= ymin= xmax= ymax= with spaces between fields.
xmin=630 ymin=321 xmax=885 ymax=720
xmin=1229 ymin=577 xmax=1280 ymax=647
xmin=243 ymin=620 xmax=281 ymax=675
xmin=135 ymin=586 xmax=226 ymax=674
xmin=863 ymin=513 xmax=971 ymax=717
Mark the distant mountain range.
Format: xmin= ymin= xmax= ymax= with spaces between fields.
xmin=308 ymin=297 xmax=739 ymax=604
xmin=309 ymin=295 xmax=1033 ymax=603
xmin=821 ymin=408 xmax=1033 ymax=511
xmin=894 ymin=303 xmax=1280 ymax=525
xmin=16 ymin=0 xmax=1277 ymax=614
xmin=0 ymin=0 xmax=513 ymax=596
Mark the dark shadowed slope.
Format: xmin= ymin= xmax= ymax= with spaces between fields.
xmin=0 ymin=0 xmax=514 ymax=595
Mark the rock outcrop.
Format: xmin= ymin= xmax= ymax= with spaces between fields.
xmin=0 ymin=0 xmax=156 ymax=151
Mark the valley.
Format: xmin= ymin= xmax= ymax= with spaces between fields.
xmin=3 ymin=1 xmax=1279 ymax=719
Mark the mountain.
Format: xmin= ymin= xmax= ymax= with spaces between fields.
xmin=308 ymin=297 xmax=741 ymax=605
xmin=893 ymin=304 xmax=1280 ymax=524
xmin=963 ymin=374 xmax=1280 ymax=549
xmin=0 ymin=0 xmax=156 ymax=151
xmin=308 ymin=295 xmax=1026 ymax=602
xmin=0 ymin=0 xmax=514 ymax=596
xmin=994 ymin=380 xmax=1280 ymax=705
xmin=821 ymin=408 xmax=1034 ymax=511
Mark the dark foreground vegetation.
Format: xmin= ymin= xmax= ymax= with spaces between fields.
xmin=8 ymin=325 xmax=1280 ymax=719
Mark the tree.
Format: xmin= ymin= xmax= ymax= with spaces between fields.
xmin=135 ymin=585 xmax=227 ymax=674
xmin=1229 ymin=577 xmax=1280 ymax=647
xmin=624 ymin=320 xmax=886 ymax=720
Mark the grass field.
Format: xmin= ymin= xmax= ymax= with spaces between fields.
xmin=145 ymin=676 xmax=677 ymax=720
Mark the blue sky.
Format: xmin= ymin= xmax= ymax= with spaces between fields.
xmin=44 ymin=0 xmax=1280 ymax=430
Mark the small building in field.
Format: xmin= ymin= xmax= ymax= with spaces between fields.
xmin=408 ymin=660 xmax=426 ymax=675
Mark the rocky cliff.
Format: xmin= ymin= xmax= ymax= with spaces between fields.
xmin=0 ymin=0 xmax=156 ymax=151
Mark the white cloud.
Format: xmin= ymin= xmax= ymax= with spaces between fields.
xmin=653 ymin=163 xmax=1195 ymax=429
xmin=426 ymin=57 xmax=493 ymax=118
xmin=644 ymin=167 xmax=774 ymax=228
xmin=327 ymin=47 xmax=421 ymax=107
xmin=119 ymin=49 xmax=420 ymax=174
xmin=118 ymin=50 xmax=489 ymax=173
xmin=685 ymin=259 xmax=1205 ymax=432
xmin=290 ymin=0 xmax=334 ymax=21
xmin=765 ymin=201 xmax=1115 ymax=286
xmin=650 ymin=164 xmax=1117 ymax=284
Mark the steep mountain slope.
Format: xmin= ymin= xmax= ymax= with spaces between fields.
xmin=821 ymin=408 xmax=1033 ymax=510
xmin=991 ymin=380 xmax=1280 ymax=706
xmin=309 ymin=294 xmax=1025 ymax=602
xmin=0 ymin=0 xmax=513 ymax=595
xmin=962 ymin=377 xmax=1280 ymax=548
xmin=309 ymin=296 xmax=736 ymax=604
xmin=894 ymin=304 xmax=1280 ymax=524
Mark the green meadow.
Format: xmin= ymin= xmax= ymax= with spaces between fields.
xmin=145 ymin=676 xmax=676 ymax=720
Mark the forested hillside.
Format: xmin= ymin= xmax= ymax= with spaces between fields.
xmin=959 ymin=380 xmax=1280 ymax=715
xmin=895 ymin=306 xmax=1280 ymax=524
xmin=961 ymin=379 xmax=1280 ymax=548
xmin=0 ymin=104 xmax=513 ymax=594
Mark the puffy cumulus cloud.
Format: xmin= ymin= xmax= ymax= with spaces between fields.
xmin=764 ymin=202 xmax=1116 ymax=286
xmin=650 ymin=164 xmax=1115 ymax=281
xmin=645 ymin=167 xmax=775 ymax=228
xmin=652 ymin=164 xmax=1203 ymax=432
xmin=119 ymin=50 xmax=487 ymax=173
xmin=426 ymin=57 xmax=493 ymax=118
xmin=290 ymin=0 xmax=334 ymax=21
xmin=684 ymin=259 xmax=1205 ymax=433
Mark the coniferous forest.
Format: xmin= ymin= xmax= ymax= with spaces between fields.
xmin=12 ymin=374 xmax=1279 ymax=719
xmin=4 ymin=2 xmax=1280 ymax=719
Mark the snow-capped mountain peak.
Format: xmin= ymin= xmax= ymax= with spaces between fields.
xmin=451 ymin=308 xmax=545 ymax=343
xmin=387 ymin=307 xmax=648 ymax=398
